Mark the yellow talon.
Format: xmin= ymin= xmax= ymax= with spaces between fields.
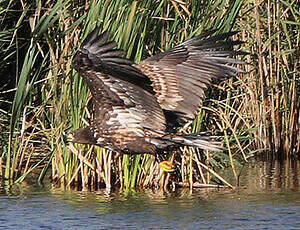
xmin=159 ymin=160 xmax=174 ymax=172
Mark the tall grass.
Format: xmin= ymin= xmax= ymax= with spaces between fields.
xmin=239 ymin=0 xmax=299 ymax=156
xmin=0 ymin=0 xmax=298 ymax=190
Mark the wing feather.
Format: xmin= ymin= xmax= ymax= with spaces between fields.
xmin=80 ymin=69 xmax=166 ymax=152
xmin=135 ymin=31 xmax=246 ymax=123
xmin=74 ymin=27 xmax=154 ymax=94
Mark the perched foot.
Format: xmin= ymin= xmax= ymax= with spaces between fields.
xmin=159 ymin=160 xmax=174 ymax=172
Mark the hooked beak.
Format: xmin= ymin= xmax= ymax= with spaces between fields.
xmin=63 ymin=133 xmax=74 ymax=143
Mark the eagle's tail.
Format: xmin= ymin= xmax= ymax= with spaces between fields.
xmin=162 ymin=132 xmax=223 ymax=152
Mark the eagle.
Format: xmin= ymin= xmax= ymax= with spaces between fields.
xmin=65 ymin=27 xmax=246 ymax=170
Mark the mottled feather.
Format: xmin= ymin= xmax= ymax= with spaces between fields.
xmin=135 ymin=31 xmax=246 ymax=124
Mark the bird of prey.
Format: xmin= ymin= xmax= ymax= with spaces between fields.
xmin=65 ymin=27 xmax=246 ymax=170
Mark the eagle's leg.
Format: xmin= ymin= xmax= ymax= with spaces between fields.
xmin=155 ymin=152 xmax=174 ymax=172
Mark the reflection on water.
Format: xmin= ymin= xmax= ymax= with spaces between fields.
xmin=244 ymin=158 xmax=300 ymax=191
xmin=0 ymin=159 xmax=299 ymax=229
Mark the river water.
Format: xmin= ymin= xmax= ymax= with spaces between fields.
xmin=0 ymin=159 xmax=299 ymax=229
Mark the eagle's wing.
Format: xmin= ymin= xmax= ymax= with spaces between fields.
xmin=73 ymin=27 xmax=166 ymax=153
xmin=89 ymin=71 xmax=166 ymax=154
xmin=135 ymin=31 xmax=246 ymax=124
xmin=77 ymin=27 xmax=154 ymax=94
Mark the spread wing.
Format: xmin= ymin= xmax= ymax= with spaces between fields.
xmin=135 ymin=31 xmax=246 ymax=124
xmin=76 ymin=27 xmax=154 ymax=94
xmin=73 ymin=27 xmax=166 ymax=152
xmin=89 ymin=71 xmax=166 ymax=153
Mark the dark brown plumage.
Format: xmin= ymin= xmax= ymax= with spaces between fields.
xmin=66 ymin=27 xmax=246 ymax=156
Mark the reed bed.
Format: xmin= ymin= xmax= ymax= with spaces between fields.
xmin=0 ymin=0 xmax=298 ymax=191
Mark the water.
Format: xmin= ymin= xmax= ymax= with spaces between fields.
xmin=0 ymin=160 xmax=299 ymax=230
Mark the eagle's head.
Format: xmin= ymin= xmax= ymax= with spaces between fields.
xmin=64 ymin=127 xmax=97 ymax=145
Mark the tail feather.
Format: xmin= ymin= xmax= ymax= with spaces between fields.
xmin=163 ymin=132 xmax=223 ymax=152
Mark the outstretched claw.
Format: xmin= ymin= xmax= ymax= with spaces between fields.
xmin=159 ymin=160 xmax=175 ymax=172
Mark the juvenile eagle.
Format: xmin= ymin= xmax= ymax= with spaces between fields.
xmin=66 ymin=27 xmax=245 ymax=166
